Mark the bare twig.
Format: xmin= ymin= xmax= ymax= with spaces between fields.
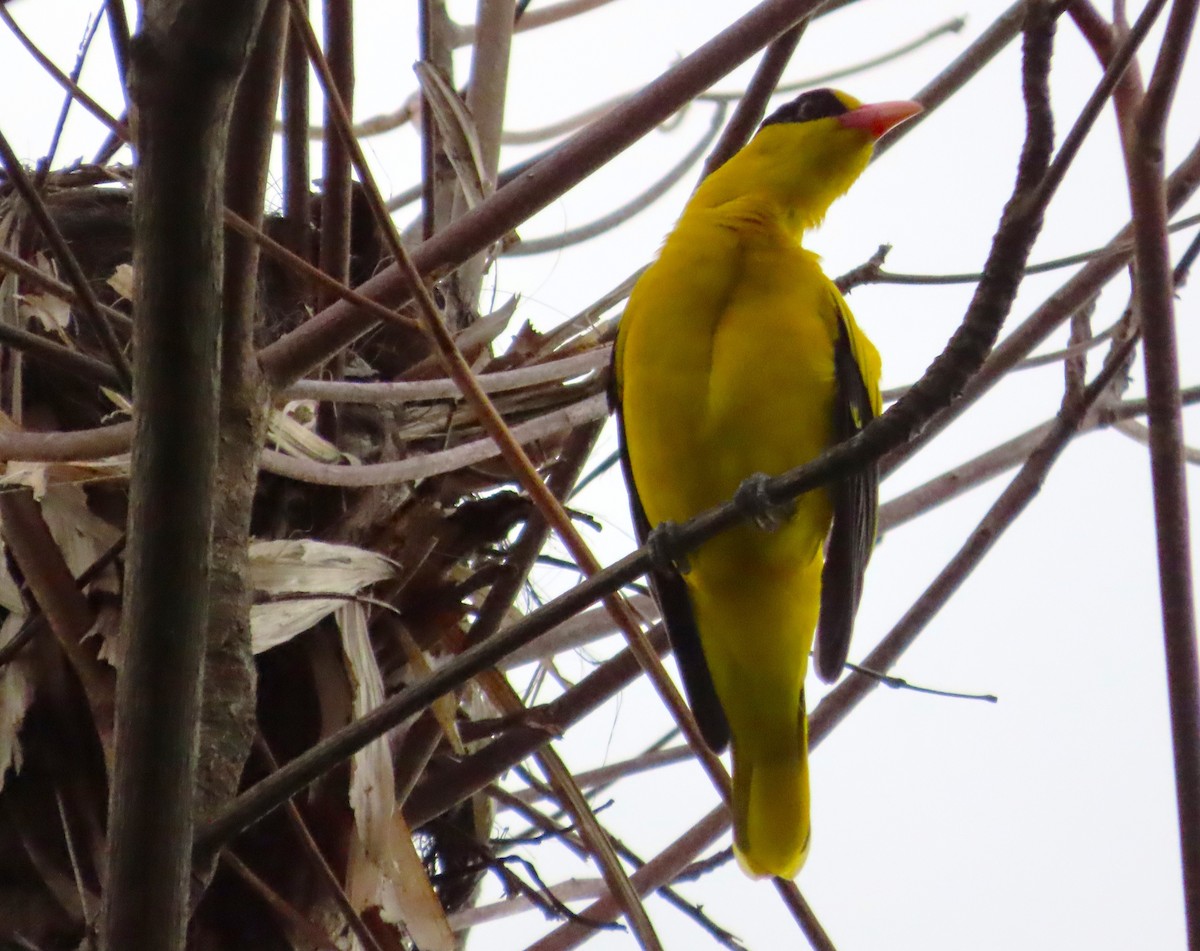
xmin=812 ymin=334 xmax=1141 ymax=769
xmin=705 ymin=16 xmax=966 ymax=102
xmin=36 ymin=15 xmax=103 ymax=181
xmin=876 ymin=0 xmax=1027 ymax=158
xmin=0 ymin=490 xmax=112 ymax=743
xmin=0 ymin=130 xmax=132 ymax=387
xmin=0 ymin=322 xmax=122 ymax=387
xmin=252 ymin=737 xmax=386 ymax=951
xmin=0 ymin=244 xmax=133 ymax=327
xmin=281 ymin=0 xmax=312 ymax=271
xmin=0 ymin=5 xmax=129 ymax=140
xmin=283 ymin=347 xmax=608 ymax=404
xmin=510 ymin=100 xmax=729 ymax=256
xmin=882 ymin=136 xmax=1200 ymax=479
xmin=1125 ymin=0 xmax=1200 ymax=941
xmin=702 ymin=21 xmax=806 ymax=175
xmin=527 ymin=806 xmax=731 ymax=951
xmin=220 ymin=851 xmax=342 ymax=950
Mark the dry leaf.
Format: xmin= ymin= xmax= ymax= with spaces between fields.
xmin=0 ymin=457 xmax=131 ymax=496
xmin=19 ymin=294 xmax=72 ymax=331
xmin=0 ymin=616 xmax=34 ymax=793
xmin=106 ymin=263 xmax=134 ymax=300
xmin=340 ymin=602 xmax=394 ymax=855
xmin=0 ymin=483 xmax=121 ymax=624
xmin=413 ymin=62 xmax=488 ymax=208
xmin=339 ymin=605 xmax=455 ymax=951
xmin=249 ymin=539 xmax=395 ymax=653
xmin=268 ymin=400 xmax=352 ymax=464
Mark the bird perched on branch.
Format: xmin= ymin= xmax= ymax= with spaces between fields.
xmin=612 ymin=89 xmax=921 ymax=879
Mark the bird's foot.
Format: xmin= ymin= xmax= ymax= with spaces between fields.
xmin=735 ymin=472 xmax=794 ymax=532
xmin=647 ymin=520 xmax=691 ymax=575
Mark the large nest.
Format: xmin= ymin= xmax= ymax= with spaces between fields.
xmin=0 ymin=162 xmax=615 ymax=948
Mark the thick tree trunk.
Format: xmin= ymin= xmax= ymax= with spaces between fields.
xmin=101 ymin=4 xmax=269 ymax=950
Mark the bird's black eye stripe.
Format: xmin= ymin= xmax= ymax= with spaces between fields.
xmin=760 ymin=89 xmax=849 ymax=129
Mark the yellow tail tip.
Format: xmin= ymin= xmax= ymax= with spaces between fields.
xmin=734 ymin=828 xmax=810 ymax=880
xmin=731 ymin=750 xmax=812 ymax=880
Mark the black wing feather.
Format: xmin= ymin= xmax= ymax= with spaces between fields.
xmin=610 ymin=356 xmax=731 ymax=752
xmin=814 ymin=304 xmax=879 ymax=683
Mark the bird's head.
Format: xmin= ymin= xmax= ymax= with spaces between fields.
xmin=694 ymin=89 xmax=922 ymax=233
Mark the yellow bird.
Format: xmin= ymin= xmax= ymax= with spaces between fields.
xmin=612 ymin=89 xmax=921 ymax=879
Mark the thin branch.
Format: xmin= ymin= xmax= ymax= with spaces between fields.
xmin=317 ymin=0 xmax=353 ymax=320
xmin=417 ymin=0 xmax=446 ymax=240
xmin=882 ymin=131 xmax=1200 ymax=479
xmin=0 ymin=322 xmax=123 ymax=388
xmin=36 ymin=14 xmax=103 ymax=182
xmin=493 ymin=787 xmax=746 ymax=949
xmin=876 ymin=0 xmax=1027 ymax=158
xmin=314 ymin=0 xmax=354 ymax=450
xmin=103 ymin=0 xmax=131 ymax=96
xmin=1112 ymin=419 xmax=1200 ymax=465
xmin=812 ymin=333 xmax=1142 ymax=768
xmin=870 ymin=210 xmax=1200 ymax=284
xmin=0 ymin=422 xmax=133 ymax=462
xmin=464 ymin=0 xmax=514 ymax=194
xmin=505 ymin=746 xmax=690 ymax=806
xmin=220 ymin=851 xmax=342 ymax=950
xmin=844 ymin=663 xmax=998 ymax=703
xmin=0 ymin=129 xmax=132 ymax=388
xmin=527 ymin=806 xmax=731 ymax=951
xmin=509 ymin=100 xmax=728 ymax=256
xmin=0 ymin=5 xmax=129 ymax=140
xmin=281 ymin=0 xmax=312 ymax=272
xmin=283 ymin=347 xmax=608 ymax=404
xmin=705 ymin=16 xmax=966 ymax=102
xmin=702 ymin=21 xmax=805 ymax=176
xmin=0 ymin=245 xmax=133 ymax=328
xmin=261 ymin=390 xmax=607 ymax=486
xmin=222 ymin=210 xmax=419 ymax=329
xmin=1141 ymin=0 xmax=1199 ymax=137
xmin=479 ymin=670 xmax=663 ymax=949
xmin=770 ymin=886 xmax=837 ymax=951
xmin=1015 ymin=312 xmax=1112 ymax=370
xmin=0 ymin=489 xmax=113 ymax=743
xmin=253 ymin=737 xmax=387 ymax=951
xmin=1125 ymin=0 xmax=1200 ymax=941
xmin=500 ymin=95 xmax=627 ymax=146
xmin=452 ymin=0 xmax=618 ymax=47
xmin=1025 ymin=0 xmax=1172 ymax=216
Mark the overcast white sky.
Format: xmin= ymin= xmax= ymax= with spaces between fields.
xmin=3 ymin=1 xmax=1199 ymax=949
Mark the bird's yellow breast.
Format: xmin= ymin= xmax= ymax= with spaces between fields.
xmin=617 ymin=202 xmax=846 ymax=569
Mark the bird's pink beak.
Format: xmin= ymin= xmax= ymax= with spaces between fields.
xmin=837 ymin=100 xmax=923 ymax=139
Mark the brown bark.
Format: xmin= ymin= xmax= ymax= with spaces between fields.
xmin=100 ymin=3 xmax=270 ymax=949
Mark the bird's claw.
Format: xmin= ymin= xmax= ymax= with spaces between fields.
xmin=735 ymin=472 xmax=794 ymax=532
xmin=647 ymin=520 xmax=691 ymax=575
